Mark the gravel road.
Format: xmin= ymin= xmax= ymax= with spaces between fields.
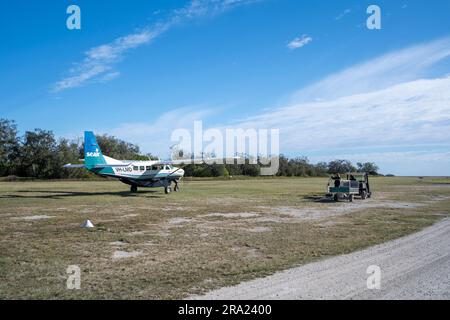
xmin=193 ymin=219 xmax=450 ymax=300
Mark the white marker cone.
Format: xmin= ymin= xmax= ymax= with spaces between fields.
xmin=81 ymin=219 xmax=94 ymax=228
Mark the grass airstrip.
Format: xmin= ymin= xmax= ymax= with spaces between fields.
xmin=1 ymin=176 xmax=449 ymax=299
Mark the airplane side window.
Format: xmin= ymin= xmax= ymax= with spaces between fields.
xmin=133 ymin=166 xmax=138 ymax=171
xmin=146 ymin=166 xmax=151 ymax=170
xmin=165 ymin=165 xmax=170 ymax=170
xmin=139 ymin=166 xmax=145 ymax=171
xmin=151 ymin=166 xmax=157 ymax=170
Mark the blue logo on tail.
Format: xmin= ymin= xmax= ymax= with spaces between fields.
xmin=84 ymin=131 xmax=106 ymax=168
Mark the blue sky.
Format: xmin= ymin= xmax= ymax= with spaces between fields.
xmin=1 ymin=0 xmax=450 ymax=175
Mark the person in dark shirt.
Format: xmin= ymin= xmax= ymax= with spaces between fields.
xmin=332 ymin=173 xmax=341 ymax=188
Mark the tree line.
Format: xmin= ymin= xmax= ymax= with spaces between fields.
xmin=0 ymin=118 xmax=379 ymax=179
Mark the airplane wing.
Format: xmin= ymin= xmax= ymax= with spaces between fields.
xmin=92 ymin=163 xmax=131 ymax=168
xmin=153 ymin=157 xmax=241 ymax=165
xmin=63 ymin=163 xmax=131 ymax=169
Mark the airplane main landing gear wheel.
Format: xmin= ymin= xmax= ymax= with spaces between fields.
xmin=164 ymin=186 xmax=172 ymax=194
xmin=130 ymin=185 xmax=138 ymax=193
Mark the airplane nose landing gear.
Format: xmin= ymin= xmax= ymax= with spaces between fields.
xmin=174 ymin=181 xmax=180 ymax=192
xmin=130 ymin=185 xmax=138 ymax=193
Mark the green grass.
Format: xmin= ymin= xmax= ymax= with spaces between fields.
xmin=0 ymin=177 xmax=449 ymax=299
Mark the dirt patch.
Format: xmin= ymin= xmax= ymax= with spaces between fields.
xmin=162 ymin=207 xmax=189 ymax=212
xmin=254 ymin=216 xmax=290 ymax=223
xmin=121 ymin=214 xmax=140 ymax=218
xmin=168 ymin=217 xmax=192 ymax=225
xmin=268 ymin=200 xmax=425 ymax=221
xmin=112 ymin=250 xmax=142 ymax=259
xmin=127 ymin=231 xmax=145 ymax=236
xmin=159 ymin=230 xmax=171 ymax=237
xmin=231 ymin=246 xmax=262 ymax=259
xmin=246 ymin=248 xmax=261 ymax=258
xmin=79 ymin=208 xmax=96 ymax=214
xmin=427 ymin=195 xmax=450 ymax=202
xmin=316 ymin=220 xmax=345 ymax=227
xmin=12 ymin=215 xmax=54 ymax=221
xmin=205 ymin=212 xmax=260 ymax=219
xmin=110 ymin=240 xmax=128 ymax=246
xmin=245 ymin=227 xmax=272 ymax=233
xmin=205 ymin=197 xmax=254 ymax=205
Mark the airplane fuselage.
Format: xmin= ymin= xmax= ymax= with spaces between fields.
xmin=90 ymin=160 xmax=184 ymax=188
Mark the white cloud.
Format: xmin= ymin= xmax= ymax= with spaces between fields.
xmin=52 ymin=0 xmax=259 ymax=92
xmin=98 ymin=71 xmax=121 ymax=83
xmin=236 ymin=76 xmax=450 ymax=153
xmin=335 ymin=9 xmax=351 ymax=21
xmin=52 ymin=28 xmax=161 ymax=92
xmin=291 ymin=37 xmax=450 ymax=103
xmin=287 ymin=35 xmax=313 ymax=50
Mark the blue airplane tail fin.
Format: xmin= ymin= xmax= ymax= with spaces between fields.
xmin=84 ymin=131 xmax=106 ymax=168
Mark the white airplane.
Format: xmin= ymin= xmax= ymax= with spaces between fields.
xmin=64 ymin=131 xmax=229 ymax=194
